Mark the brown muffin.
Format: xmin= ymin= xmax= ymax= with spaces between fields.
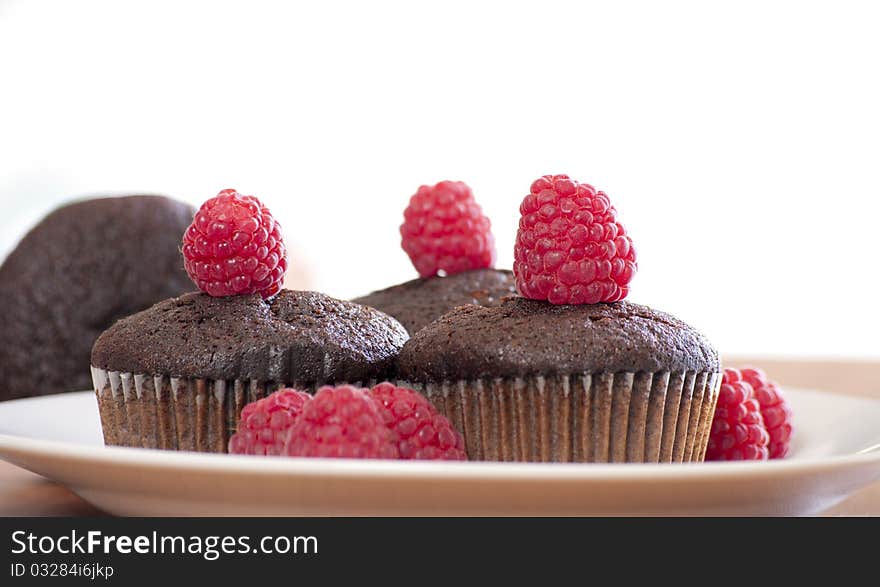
xmin=352 ymin=268 xmax=516 ymax=335
xmin=0 ymin=195 xmax=195 ymax=401
xmin=91 ymin=290 xmax=408 ymax=452
xmin=396 ymin=297 xmax=721 ymax=463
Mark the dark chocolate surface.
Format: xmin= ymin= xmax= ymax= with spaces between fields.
xmin=0 ymin=195 xmax=195 ymax=401
xmin=92 ymin=290 xmax=409 ymax=384
xmin=352 ymin=269 xmax=516 ymax=335
xmin=397 ymin=297 xmax=720 ymax=381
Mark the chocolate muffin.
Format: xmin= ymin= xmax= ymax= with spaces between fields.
xmin=352 ymin=269 xmax=516 ymax=335
xmin=91 ymin=290 xmax=408 ymax=452
xmin=0 ymin=195 xmax=195 ymax=401
xmin=396 ymin=297 xmax=721 ymax=463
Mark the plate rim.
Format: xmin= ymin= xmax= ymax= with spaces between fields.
xmin=1 ymin=388 xmax=879 ymax=483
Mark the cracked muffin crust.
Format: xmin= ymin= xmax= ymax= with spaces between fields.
xmin=397 ymin=297 xmax=719 ymax=381
xmin=91 ymin=290 xmax=409 ymax=453
xmin=353 ymin=268 xmax=516 ymax=335
xmin=395 ymin=296 xmax=721 ymax=463
xmin=92 ymin=290 xmax=408 ymax=385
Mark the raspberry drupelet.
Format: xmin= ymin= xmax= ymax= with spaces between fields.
xmin=400 ymin=180 xmax=496 ymax=278
xmin=514 ymin=174 xmax=636 ymax=304
xmin=182 ymin=189 xmax=287 ymax=299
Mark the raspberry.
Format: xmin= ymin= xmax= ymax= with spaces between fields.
xmin=740 ymin=367 xmax=794 ymax=459
xmin=513 ymin=174 xmax=636 ymax=304
xmin=182 ymin=189 xmax=287 ymax=299
xmin=706 ymin=368 xmax=770 ymax=461
xmin=369 ymin=382 xmax=467 ymax=460
xmin=228 ymin=389 xmax=311 ymax=456
xmin=285 ymin=385 xmax=399 ymax=459
xmin=400 ymin=180 xmax=496 ymax=278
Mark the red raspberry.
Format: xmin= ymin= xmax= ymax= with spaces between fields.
xmin=706 ymin=368 xmax=770 ymax=461
xmin=369 ymin=382 xmax=467 ymax=460
xmin=740 ymin=367 xmax=794 ymax=459
xmin=400 ymin=180 xmax=496 ymax=278
xmin=514 ymin=174 xmax=636 ymax=304
xmin=228 ymin=389 xmax=311 ymax=456
xmin=285 ymin=385 xmax=399 ymax=459
xmin=182 ymin=189 xmax=287 ymax=299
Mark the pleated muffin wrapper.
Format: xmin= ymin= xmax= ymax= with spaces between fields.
xmin=91 ymin=366 xmax=377 ymax=453
xmin=396 ymin=370 xmax=721 ymax=463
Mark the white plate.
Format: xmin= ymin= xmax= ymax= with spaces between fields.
xmin=1 ymin=389 xmax=879 ymax=516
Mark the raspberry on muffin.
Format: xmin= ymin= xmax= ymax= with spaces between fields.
xmin=355 ymin=181 xmax=515 ymax=335
xmin=400 ymin=180 xmax=496 ymax=278
xmin=514 ymin=174 xmax=636 ymax=304
xmin=393 ymin=175 xmax=719 ymax=463
xmin=91 ymin=190 xmax=409 ymax=454
xmin=182 ymin=188 xmax=287 ymax=299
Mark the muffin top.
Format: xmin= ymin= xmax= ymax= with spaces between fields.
xmin=397 ymin=297 xmax=719 ymax=381
xmin=92 ymin=290 xmax=409 ymax=385
xmin=0 ymin=195 xmax=195 ymax=401
xmin=352 ymin=268 xmax=517 ymax=335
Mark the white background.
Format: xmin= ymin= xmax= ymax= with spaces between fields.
xmin=1 ymin=0 xmax=878 ymax=357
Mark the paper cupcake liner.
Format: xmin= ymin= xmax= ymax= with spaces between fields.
xmin=396 ymin=370 xmax=720 ymax=463
xmin=91 ymin=366 xmax=376 ymax=453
